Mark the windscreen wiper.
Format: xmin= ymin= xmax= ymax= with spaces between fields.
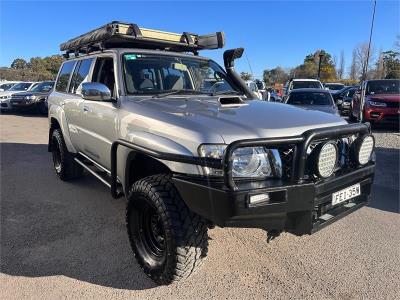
xmin=152 ymin=89 xmax=209 ymax=98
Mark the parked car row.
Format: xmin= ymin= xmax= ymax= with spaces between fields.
xmin=245 ymin=77 xmax=398 ymax=126
xmin=0 ymin=80 xmax=55 ymax=114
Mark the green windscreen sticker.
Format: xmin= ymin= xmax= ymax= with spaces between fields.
xmin=125 ymin=54 xmax=137 ymax=60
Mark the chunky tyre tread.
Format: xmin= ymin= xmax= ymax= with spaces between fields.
xmin=51 ymin=129 xmax=83 ymax=181
xmin=127 ymin=174 xmax=208 ymax=285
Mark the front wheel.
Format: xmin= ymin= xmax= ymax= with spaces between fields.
xmin=126 ymin=174 xmax=208 ymax=285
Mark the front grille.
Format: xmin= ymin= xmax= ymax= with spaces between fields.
xmin=385 ymin=102 xmax=400 ymax=108
xmin=278 ymin=146 xmax=295 ymax=180
xmin=11 ymin=95 xmax=25 ymax=101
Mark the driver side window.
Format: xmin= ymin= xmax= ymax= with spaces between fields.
xmin=92 ymin=57 xmax=115 ymax=96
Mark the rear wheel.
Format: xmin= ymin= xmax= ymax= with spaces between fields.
xmin=127 ymin=174 xmax=208 ymax=285
xmin=51 ymin=129 xmax=83 ymax=180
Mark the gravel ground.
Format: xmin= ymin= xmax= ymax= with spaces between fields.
xmin=1 ymin=113 xmax=399 ymax=299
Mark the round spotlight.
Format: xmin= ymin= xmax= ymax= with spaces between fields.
xmin=353 ymin=135 xmax=374 ymax=165
xmin=313 ymin=142 xmax=338 ymax=178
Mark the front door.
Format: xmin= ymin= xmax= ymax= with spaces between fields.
xmin=79 ymin=55 xmax=119 ymax=170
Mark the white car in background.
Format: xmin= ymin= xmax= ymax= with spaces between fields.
xmin=0 ymin=82 xmax=37 ymax=111
xmin=282 ymin=78 xmax=324 ymax=101
xmin=0 ymin=81 xmax=20 ymax=92
xmin=245 ymin=80 xmax=263 ymax=100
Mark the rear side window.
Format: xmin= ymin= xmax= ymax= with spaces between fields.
xmin=55 ymin=61 xmax=75 ymax=92
xmin=69 ymin=58 xmax=94 ymax=94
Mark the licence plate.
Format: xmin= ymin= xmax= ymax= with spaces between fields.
xmin=332 ymin=183 xmax=361 ymax=206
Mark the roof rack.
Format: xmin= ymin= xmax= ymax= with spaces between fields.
xmin=60 ymin=21 xmax=225 ymax=58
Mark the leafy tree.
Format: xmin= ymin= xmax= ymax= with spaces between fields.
xmin=263 ymin=67 xmax=289 ymax=85
xmin=1 ymin=55 xmax=64 ymax=81
xmin=292 ymin=50 xmax=336 ymax=81
xmin=382 ymin=50 xmax=400 ymax=79
xmin=11 ymin=58 xmax=28 ymax=70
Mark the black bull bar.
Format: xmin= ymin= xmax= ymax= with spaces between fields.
xmin=110 ymin=123 xmax=371 ymax=198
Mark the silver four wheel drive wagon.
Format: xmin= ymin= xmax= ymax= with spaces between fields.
xmin=48 ymin=21 xmax=376 ymax=285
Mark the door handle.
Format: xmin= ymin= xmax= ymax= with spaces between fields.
xmin=83 ymin=106 xmax=89 ymax=113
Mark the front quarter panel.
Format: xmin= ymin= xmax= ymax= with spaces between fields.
xmin=48 ymin=93 xmax=76 ymax=153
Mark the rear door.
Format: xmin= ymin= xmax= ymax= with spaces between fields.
xmin=79 ymin=55 xmax=119 ymax=169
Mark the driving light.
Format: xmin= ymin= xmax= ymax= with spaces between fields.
xmin=312 ymin=142 xmax=338 ymax=178
xmin=249 ymin=193 xmax=270 ymax=207
xmin=352 ymin=135 xmax=374 ymax=165
xmin=25 ymin=95 xmax=36 ymax=100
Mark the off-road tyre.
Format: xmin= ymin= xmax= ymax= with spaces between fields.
xmin=126 ymin=174 xmax=208 ymax=285
xmin=51 ymin=129 xmax=83 ymax=180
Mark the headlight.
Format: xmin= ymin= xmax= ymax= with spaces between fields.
xmin=369 ymin=101 xmax=386 ymax=107
xmin=311 ymin=142 xmax=338 ymax=178
xmin=25 ymin=95 xmax=36 ymax=100
xmin=198 ymin=144 xmax=282 ymax=178
xmin=351 ymin=135 xmax=374 ymax=165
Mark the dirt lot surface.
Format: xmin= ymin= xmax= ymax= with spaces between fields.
xmin=1 ymin=113 xmax=399 ymax=299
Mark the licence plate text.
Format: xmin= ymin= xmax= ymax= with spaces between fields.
xmin=332 ymin=183 xmax=361 ymax=206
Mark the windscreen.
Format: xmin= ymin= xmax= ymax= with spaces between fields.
xmin=325 ymin=84 xmax=344 ymax=90
xmin=122 ymin=53 xmax=237 ymax=95
xmin=9 ymin=82 xmax=32 ymax=91
xmin=292 ymin=81 xmax=322 ymax=89
xmin=30 ymin=82 xmax=54 ymax=93
xmin=287 ymin=92 xmax=333 ymax=105
xmin=367 ymin=80 xmax=400 ymax=95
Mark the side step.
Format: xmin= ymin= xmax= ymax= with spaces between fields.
xmin=74 ymin=155 xmax=124 ymax=198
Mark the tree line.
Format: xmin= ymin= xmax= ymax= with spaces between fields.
xmin=242 ymin=36 xmax=400 ymax=86
xmin=1 ymin=36 xmax=399 ymax=85
xmin=0 ymin=55 xmax=64 ymax=82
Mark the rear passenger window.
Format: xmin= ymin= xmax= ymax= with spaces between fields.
xmin=69 ymin=58 xmax=94 ymax=94
xmin=55 ymin=61 xmax=75 ymax=92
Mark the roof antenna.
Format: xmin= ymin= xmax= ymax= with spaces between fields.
xmin=245 ymin=53 xmax=254 ymax=79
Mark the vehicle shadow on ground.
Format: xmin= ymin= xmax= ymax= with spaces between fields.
xmin=369 ymin=147 xmax=400 ymax=214
xmin=0 ymin=110 xmax=46 ymax=118
xmin=0 ymin=142 xmax=156 ymax=290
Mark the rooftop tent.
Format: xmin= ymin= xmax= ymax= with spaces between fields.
xmin=60 ymin=21 xmax=225 ymax=57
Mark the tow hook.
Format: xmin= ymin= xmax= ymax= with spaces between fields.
xmin=267 ymin=230 xmax=281 ymax=243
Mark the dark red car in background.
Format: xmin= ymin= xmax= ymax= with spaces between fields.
xmin=351 ymin=79 xmax=400 ymax=125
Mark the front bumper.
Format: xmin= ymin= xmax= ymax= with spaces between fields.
xmin=173 ymin=164 xmax=375 ymax=236
xmin=364 ymin=106 xmax=400 ymax=124
xmin=10 ymin=99 xmax=37 ymax=109
xmin=0 ymin=99 xmax=12 ymax=110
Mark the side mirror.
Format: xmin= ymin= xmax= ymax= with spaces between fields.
xmin=81 ymin=82 xmax=112 ymax=101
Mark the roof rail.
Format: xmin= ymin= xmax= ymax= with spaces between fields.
xmin=60 ymin=21 xmax=225 ymax=58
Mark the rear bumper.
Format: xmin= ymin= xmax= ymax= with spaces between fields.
xmin=173 ymin=164 xmax=375 ymax=236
